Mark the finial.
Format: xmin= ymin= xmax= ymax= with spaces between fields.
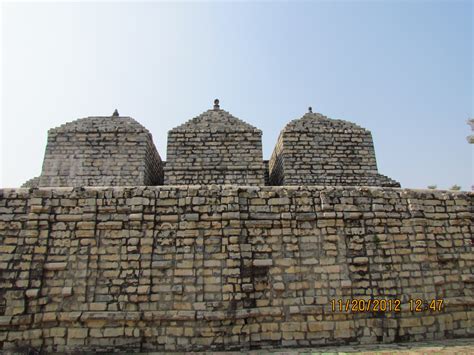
xmin=308 ymin=106 xmax=313 ymax=113
xmin=213 ymin=99 xmax=220 ymax=110
xmin=112 ymin=109 xmax=119 ymax=117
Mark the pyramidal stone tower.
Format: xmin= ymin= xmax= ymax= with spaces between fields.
xmin=36 ymin=113 xmax=163 ymax=187
xmin=269 ymin=108 xmax=400 ymax=187
xmin=164 ymin=99 xmax=266 ymax=185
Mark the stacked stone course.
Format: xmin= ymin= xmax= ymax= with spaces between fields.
xmin=269 ymin=112 xmax=400 ymax=187
xmin=35 ymin=116 xmax=163 ymax=187
xmin=0 ymin=186 xmax=472 ymax=352
xmin=164 ymin=107 xmax=266 ymax=185
xmin=21 ymin=177 xmax=40 ymax=189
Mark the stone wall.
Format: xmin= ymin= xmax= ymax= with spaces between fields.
xmin=269 ymin=112 xmax=400 ymax=187
xmin=164 ymin=108 xmax=265 ymax=185
xmin=21 ymin=177 xmax=40 ymax=189
xmin=37 ymin=116 xmax=163 ymax=187
xmin=0 ymin=186 xmax=472 ymax=352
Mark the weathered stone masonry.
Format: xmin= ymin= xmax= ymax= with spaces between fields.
xmin=269 ymin=111 xmax=399 ymax=187
xmin=23 ymin=105 xmax=398 ymax=188
xmin=37 ymin=116 xmax=163 ymax=187
xmin=0 ymin=186 xmax=472 ymax=352
xmin=6 ymin=104 xmax=471 ymax=352
xmin=164 ymin=104 xmax=266 ymax=185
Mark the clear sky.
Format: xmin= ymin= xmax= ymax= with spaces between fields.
xmin=1 ymin=0 xmax=472 ymax=190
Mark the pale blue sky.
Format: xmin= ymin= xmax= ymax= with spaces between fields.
xmin=1 ymin=1 xmax=472 ymax=189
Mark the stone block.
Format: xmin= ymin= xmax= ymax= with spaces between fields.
xmin=68 ymin=328 xmax=88 ymax=339
xmin=44 ymin=262 xmax=67 ymax=271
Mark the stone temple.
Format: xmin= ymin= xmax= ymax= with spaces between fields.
xmin=1 ymin=101 xmax=472 ymax=353
xmin=164 ymin=100 xmax=266 ymax=185
xmin=269 ymin=108 xmax=399 ymax=187
xmin=24 ymin=114 xmax=163 ymax=188
xmin=22 ymin=102 xmax=399 ymax=188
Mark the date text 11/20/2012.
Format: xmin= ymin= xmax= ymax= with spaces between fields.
xmin=330 ymin=299 xmax=444 ymax=313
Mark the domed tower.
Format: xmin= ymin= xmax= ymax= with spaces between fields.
xmin=36 ymin=112 xmax=163 ymax=187
xmin=164 ymin=100 xmax=265 ymax=185
xmin=269 ymin=108 xmax=399 ymax=187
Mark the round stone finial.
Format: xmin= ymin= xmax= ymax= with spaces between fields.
xmin=112 ymin=109 xmax=119 ymax=117
xmin=308 ymin=106 xmax=313 ymax=113
xmin=213 ymin=99 xmax=220 ymax=110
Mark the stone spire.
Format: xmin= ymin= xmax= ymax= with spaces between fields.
xmin=112 ymin=109 xmax=119 ymax=117
xmin=269 ymin=110 xmax=400 ymax=187
xmin=213 ymin=99 xmax=220 ymax=110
